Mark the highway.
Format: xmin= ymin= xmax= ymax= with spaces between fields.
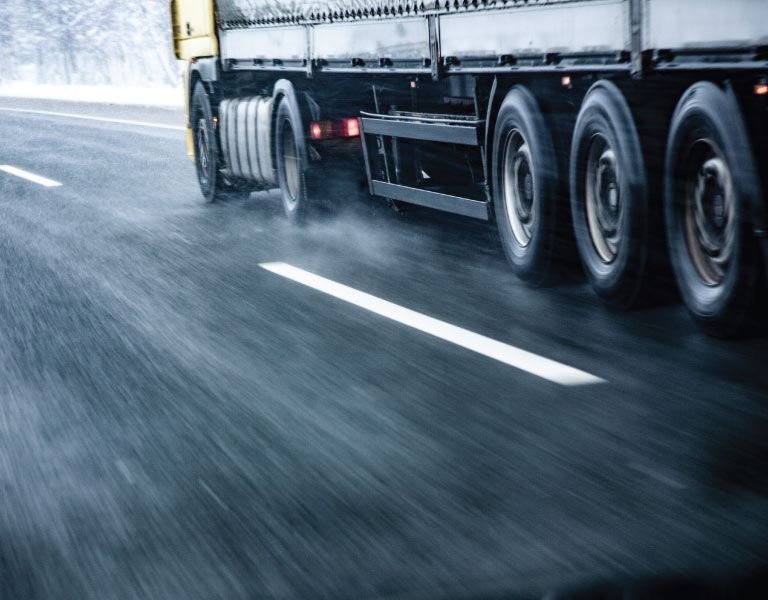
xmin=0 ymin=97 xmax=766 ymax=599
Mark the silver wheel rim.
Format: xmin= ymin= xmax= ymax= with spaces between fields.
xmin=684 ymin=139 xmax=735 ymax=286
xmin=585 ymin=134 xmax=622 ymax=263
xmin=197 ymin=117 xmax=212 ymax=186
xmin=281 ymin=123 xmax=299 ymax=208
xmin=502 ymin=129 xmax=535 ymax=247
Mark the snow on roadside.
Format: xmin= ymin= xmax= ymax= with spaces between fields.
xmin=0 ymin=81 xmax=183 ymax=108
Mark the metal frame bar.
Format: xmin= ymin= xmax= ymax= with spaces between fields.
xmin=359 ymin=117 xmax=375 ymax=196
xmin=360 ymin=117 xmax=482 ymax=146
xmin=428 ymin=15 xmax=441 ymax=81
xmin=371 ymin=181 xmax=489 ymax=220
xmin=360 ymin=112 xmax=481 ymax=124
xmin=359 ymin=111 xmax=488 ymax=219
xmin=629 ymin=0 xmax=644 ymax=78
xmin=443 ymin=64 xmax=631 ymax=74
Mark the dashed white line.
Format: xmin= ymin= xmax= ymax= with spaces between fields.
xmin=260 ymin=262 xmax=606 ymax=386
xmin=0 ymin=107 xmax=186 ymax=131
xmin=0 ymin=165 xmax=62 ymax=187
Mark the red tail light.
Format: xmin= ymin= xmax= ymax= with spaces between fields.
xmin=309 ymin=119 xmax=360 ymax=140
xmin=344 ymin=118 xmax=360 ymax=137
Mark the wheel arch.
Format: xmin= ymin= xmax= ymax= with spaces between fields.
xmin=188 ymin=57 xmax=219 ymax=112
xmin=271 ymin=79 xmax=318 ymax=173
xmin=483 ymin=76 xmax=506 ymax=201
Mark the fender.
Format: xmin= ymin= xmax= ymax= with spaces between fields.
xmin=483 ymin=76 xmax=503 ymax=201
xmin=189 ymin=57 xmax=219 ymax=99
xmin=271 ymin=79 xmax=318 ymax=169
xmin=725 ymin=82 xmax=768 ymax=276
xmin=184 ymin=57 xmax=221 ymax=161
xmin=724 ymin=83 xmax=768 ymax=236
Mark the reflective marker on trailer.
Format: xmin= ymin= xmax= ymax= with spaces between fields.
xmin=259 ymin=262 xmax=606 ymax=387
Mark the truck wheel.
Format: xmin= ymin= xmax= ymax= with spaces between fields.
xmin=492 ymin=86 xmax=559 ymax=284
xmin=275 ymin=95 xmax=314 ymax=223
xmin=191 ymin=82 xmax=251 ymax=203
xmin=664 ymin=82 xmax=762 ymax=336
xmin=570 ymin=80 xmax=648 ymax=308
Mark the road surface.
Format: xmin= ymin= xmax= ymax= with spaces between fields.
xmin=0 ymin=97 xmax=766 ymax=599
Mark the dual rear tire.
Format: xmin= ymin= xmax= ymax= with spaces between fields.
xmin=191 ymin=82 xmax=252 ymax=203
xmin=664 ymin=82 xmax=762 ymax=336
xmin=569 ymin=80 xmax=649 ymax=309
xmin=274 ymin=91 xmax=315 ymax=223
xmin=493 ymin=80 xmax=763 ymax=335
xmin=493 ymin=81 xmax=649 ymax=305
xmin=492 ymin=86 xmax=560 ymax=285
xmin=191 ymin=81 xmax=315 ymax=222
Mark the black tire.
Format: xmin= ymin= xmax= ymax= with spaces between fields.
xmin=191 ymin=82 xmax=251 ymax=203
xmin=275 ymin=94 xmax=313 ymax=223
xmin=570 ymin=80 xmax=648 ymax=309
xmin=664 ymin=82 xmax=762 ymax=336
xmin=492 ymin=86 xmax=559 ymax=285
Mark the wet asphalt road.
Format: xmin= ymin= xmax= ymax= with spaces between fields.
xmin=0 ymin=97 xmax=767 ymax=600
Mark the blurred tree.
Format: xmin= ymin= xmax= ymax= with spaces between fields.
xmin=2 ymin=0 xmax=180 ymax=87
xmin=0 ymin=2 xmax=20 ymax=82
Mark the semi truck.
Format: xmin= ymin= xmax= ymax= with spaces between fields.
xmin=170 ymin=0 xmax=768 ymax=336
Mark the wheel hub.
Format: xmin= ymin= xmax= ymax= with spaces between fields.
xmin=197 ymin=118 xmax=211 ymax=185
xmin=281 ymin=123 xmax=299 ymax=207
xmin=685 ymin=144 xmax=735 ymax=286
xmin=585 ymin=136 xmax=622 ymax=263
xmin=596 ymin=151 xmax=620 ymax=232
xmin=503 ymin=129 xmax=536 ymax=247
xmin=515 ymin=154 xmax=534 ymax=216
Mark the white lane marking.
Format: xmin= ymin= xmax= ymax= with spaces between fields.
xmin=0 ymin=165 xmax=62 ymax=187
xmin=260 ymin=262 xmax=606 ymax=386
xmin=0 ymin=107 xmax=186 ymax=131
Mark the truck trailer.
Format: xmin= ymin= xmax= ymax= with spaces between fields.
xmin=170 ymin=0 xmax=768 ymax=336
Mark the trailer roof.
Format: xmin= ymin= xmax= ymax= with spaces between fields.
xmin=215 ymin=0 xmax=594 ymax=28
